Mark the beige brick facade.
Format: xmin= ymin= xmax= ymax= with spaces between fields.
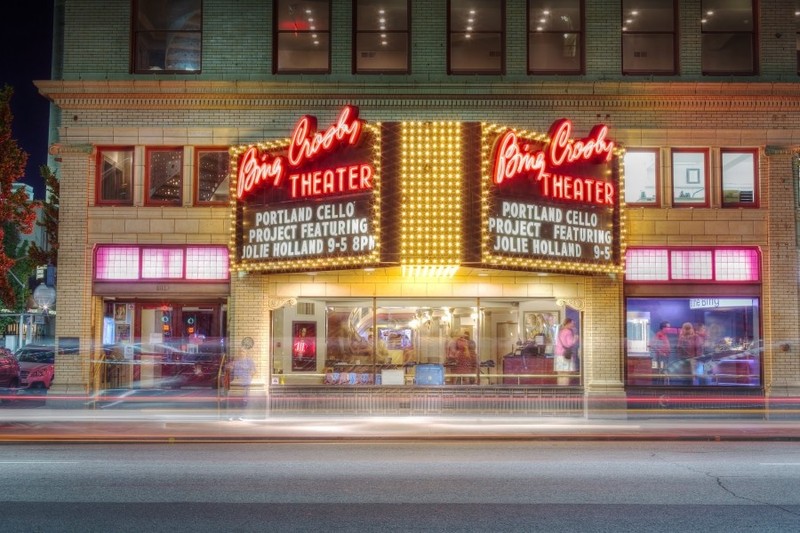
xmin=37 ymin=1 xmax=800 ymax=415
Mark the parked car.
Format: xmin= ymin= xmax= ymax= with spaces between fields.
xmin=13 ymin=344 xmax=78 ymax=389
xmin=0 ymin=347 xmax=20 ymax=389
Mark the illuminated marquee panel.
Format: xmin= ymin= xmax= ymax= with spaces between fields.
xmin=400 ymin=121 xmax=462 ymax=276
xmin=230 ymin=106 xmax=382 ymax=273
xmin=229 ymin=106 xmax=626 ymax=277
xmin=480 ymin=120 xmax=626 ymax=274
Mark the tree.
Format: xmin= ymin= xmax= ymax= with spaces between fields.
xmin=0 ymin=85 xmax=38 ymax=310
xmin=28 ymin=165 xmax=59 ymax=267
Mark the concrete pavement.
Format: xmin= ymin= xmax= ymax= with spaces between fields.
xmin=1 ymin=408 xmax=799 ymax=442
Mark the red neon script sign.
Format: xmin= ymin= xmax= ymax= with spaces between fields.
xmin=237 ymin=106 xmax=366 ymax=199
xmin=492 ymin=119 xmax=616 ymax=205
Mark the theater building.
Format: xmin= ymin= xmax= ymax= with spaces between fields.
xmin=37 ymin=1 xmax=800 ymax=416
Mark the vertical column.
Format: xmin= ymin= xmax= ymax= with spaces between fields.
xmin=47 ymin=143 xmax=94 ymax=407
xmin=582 ymin=274 xmax=627 ymax=419
xmin=227 ymin=272 xmax=295 ymax=417
xmin=764 ymin=147 xmax=800 ymax=413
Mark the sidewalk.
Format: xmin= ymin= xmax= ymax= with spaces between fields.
xmin=1 ymin=408 xmax=799 ymax=442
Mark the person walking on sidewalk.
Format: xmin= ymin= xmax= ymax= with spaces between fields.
xmin=229 ymin=352 xmax=255 ymax=420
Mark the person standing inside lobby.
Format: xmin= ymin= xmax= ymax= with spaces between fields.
xmin=555 ymin=318 xmax=578 ymax=385
xmin=650 ymin=321 xmax=672 ymax=371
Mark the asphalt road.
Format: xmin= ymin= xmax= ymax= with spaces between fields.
xmin=1 ymin=441 xmax=799 ymax=532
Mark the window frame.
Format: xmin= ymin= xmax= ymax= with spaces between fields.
xmin=621 ymin=0 xmax=678 ymax=75
xmin=700 ymin=0 xmax=758 ymax=76
xmin=273 ymin=0 xmax=332 ymax=74
xmin=94 ymin=244 xmax=230 ymax=282
xmin=144 ymin=146 xmax=184 ymax=207
xmin=527 ymin=0 xmax=584 ymax=75
xmin=625 ymin=246 xmax=762 ymax=284
xmin=95 ymin=146 xmax=135 ymax=206
xmin=671 ymin=148 xmax=710 ymax=208
xmin=720 ymin=148 xmax=759 ymax=208
xmin=194 ymin=146 xmax=231 ymax=206
xmin=447 ymin=0 xmax=506 ymax=75
xmin=353 ymin=0 xmax=411 ymax=74
xmin=796 ymin=1 xmax=800 ymax=75
xmin=131 ymin=0 xmax=203 ymax=74
xmin=623 ymin=148 xmax=661 ymax=207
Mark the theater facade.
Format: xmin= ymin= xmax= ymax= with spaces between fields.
xmin=37 ymin=1 xmax=800 ymax=417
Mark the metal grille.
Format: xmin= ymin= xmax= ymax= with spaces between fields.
xmin=269 ymin=387 xmax=584 ymax=416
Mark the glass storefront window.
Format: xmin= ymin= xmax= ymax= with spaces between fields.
xmin=100 ymin=301 xmax=228 ymax=391
xmin=272 ymin=297 xmax=576 ymax=387
xmin=626 ymin=297 xmax=761 ymax=387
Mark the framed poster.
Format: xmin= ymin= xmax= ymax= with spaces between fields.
xmin=114 ymin=303 xmax=128 ymax=322
xmin=686 ymin=168 xmax=701 ymax=184
xmin=524 ymin=311 xmax=560 ymax=354
xmin=291 ymin=321 xmax=317 ymax=371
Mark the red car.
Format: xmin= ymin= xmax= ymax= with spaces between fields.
xmin=0 ymin=347 xmax=20 ymax=390
xmin=14 ymin=344 xmax=64 ymax=389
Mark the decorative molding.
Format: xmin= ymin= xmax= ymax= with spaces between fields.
xmin=48 ymin=143 xmax=94 ymax=155
xmin=35 ymin=80 xmax=800 ymax=114
xmin=556 ymin=298 xmax=585 ymax=311
xmin=765 ymin=145 xmax=792 ymax=156
xmin=266 ymin=296 xmax=297 ymax=311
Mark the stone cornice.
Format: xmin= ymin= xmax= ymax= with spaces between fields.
xmin=34 ymin=80 xmax=800 ymax=113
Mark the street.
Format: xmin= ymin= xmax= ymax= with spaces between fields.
xmin=1 ymin=440 xmax=799 ymax=532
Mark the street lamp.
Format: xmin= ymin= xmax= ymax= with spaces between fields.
xmin=33 ymin=283 xmax=56 ymax=314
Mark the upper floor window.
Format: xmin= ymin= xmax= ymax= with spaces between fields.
xmin=96 ymin=147 xmax=134 ymax=205
xmin=195 ymin=148 xmax=230 ymax=205
xmin=146 ymin=147 xmax=183 ymax=206
xmin=624 ymin=149 xmax=660 ymax=206
xmin=721 ymin=149 xmax=758 ymax=207
xmin=528 ymin=0 xmax=583 ymax=74
xmin=672 ymin=149 xmax=709 ymax=207
xmin=449 ymin=0 xmax=504 ymax=74
xmin=354 ymin=0 xmax=410 ymax=73
xmin=275 ymin=0 xmax=331 ymax=73
xmin=701 ymin=0 xmax=756 ymax=75
xmin=796 ymin=2 xmax=800 ymax=74
xmin=132 ymin=0 xmax=202 ymax=73
xmin=622 ymin=0 xmax=676 ymax=75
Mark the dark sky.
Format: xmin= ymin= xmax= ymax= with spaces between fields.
xmin=0 ymin=0 xmax=55 ymax=199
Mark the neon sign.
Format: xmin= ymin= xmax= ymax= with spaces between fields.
xmin=482 ymin=119 xmax=624 ymax=274
xmin=492 ymin=119 xmax=615 ymax=206
xmin=236 ymin=105 xmax=370 ymax=200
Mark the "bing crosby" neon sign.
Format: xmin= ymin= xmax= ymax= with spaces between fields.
xmin=236 ymin=105 xmax=372 ymax=200
xmin=492 ymin=119 xmax=615 ymax=206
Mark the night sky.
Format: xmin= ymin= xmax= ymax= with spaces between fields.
xmin=0 ymin=0 xmax=55 ymax=200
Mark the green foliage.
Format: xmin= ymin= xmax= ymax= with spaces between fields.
xmin=0 ymin=85 xmax=39 ymax=310
xmin=28 ymin=165 xmax=59 ymax=267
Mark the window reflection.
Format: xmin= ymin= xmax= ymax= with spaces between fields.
xmin=621 ymin=0 xmax=676 ymax=75
xmin=450 ymin=0 xmax=504 ymax=74
xmin=275 ymin=0 xmax=331 ymax=73
xmin=626 ymin=297 xmax=761 ymax=387
xmin=272 ymin=298 xmax=575 ymax=387
xmin=133 ymin=0 xmax=202 ymax=73
xmin=355 ymin=0 xmax=409 ymax=73
xmin=700 ymin=0 xmax=755 ymax=75
xmin=97 ymin=148 xmax=133 ymax=205
xmin=528 ymin=0 xmax=582 ymax=74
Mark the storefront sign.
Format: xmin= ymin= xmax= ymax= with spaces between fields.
xmin=689 ymin=298 xmax=756 ymax=309
xmin=482 ymin=120 xmax=624 ymax=274
xmin=230 ymin=109 xmax=624 ymax=275
xmin=231 ymin=106 xmax=381 ymax=273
